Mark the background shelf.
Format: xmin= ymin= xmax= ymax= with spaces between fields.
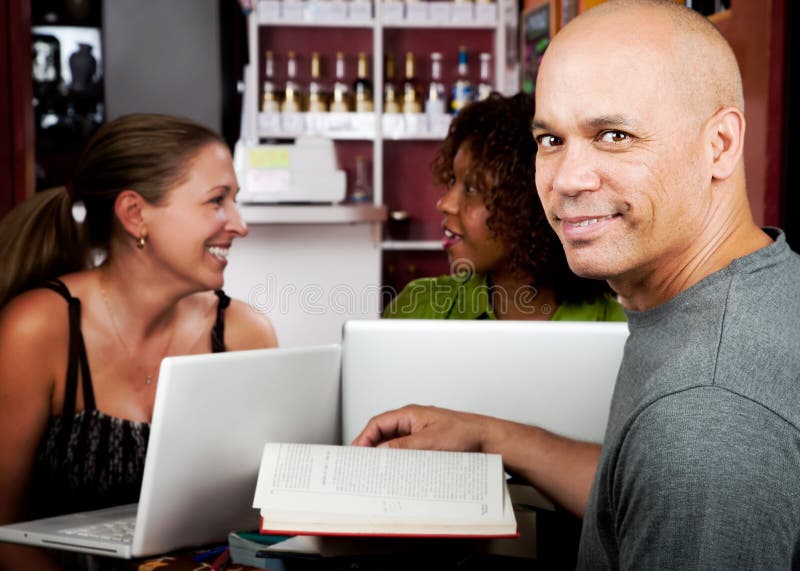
xmin=382 ymin=240 xmax=443 ymax=250
xmin=240 ymin=203 xmax=386 ymax=224
xmin=243 ymin=2 xmax=508 ymax=298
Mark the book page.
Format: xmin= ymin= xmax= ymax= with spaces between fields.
xmin=254 ymin=443 xmax=506 ymax=524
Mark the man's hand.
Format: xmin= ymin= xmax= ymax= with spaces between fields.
xmin=352 ymin=403 xmax=600 ymax=517
xmin=351 ymin=404 xmax=491 ymax=452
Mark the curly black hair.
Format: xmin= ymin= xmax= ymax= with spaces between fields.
xmin=430 ymin=92 xmax=611 ymax=304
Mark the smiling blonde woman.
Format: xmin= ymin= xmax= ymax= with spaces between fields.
xmin=0 ymin=113 xmax=278 ymax=569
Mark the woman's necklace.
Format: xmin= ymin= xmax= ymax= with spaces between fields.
xmin=99 ymin=279 xmax=176 ymax=385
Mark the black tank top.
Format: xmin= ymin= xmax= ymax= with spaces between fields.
xmin=24 ymin=279 xmax=230 ymax=519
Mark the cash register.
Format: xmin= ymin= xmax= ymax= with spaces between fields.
xmin=233 ymin=136 xmax=346 ymax=204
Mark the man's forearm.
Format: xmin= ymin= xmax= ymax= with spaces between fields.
xmin=476 ymin=417 xmax=601 ymax=517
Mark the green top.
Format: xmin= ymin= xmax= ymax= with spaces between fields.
xmin=384 ymin=273 xmax=627 ymax=321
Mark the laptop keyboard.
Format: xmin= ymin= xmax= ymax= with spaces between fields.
xmin=60 ymin=517 xmax=136 ymax=543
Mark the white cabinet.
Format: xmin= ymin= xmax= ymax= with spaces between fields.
xmin=225 ymin=209 xmax=385 ymax=347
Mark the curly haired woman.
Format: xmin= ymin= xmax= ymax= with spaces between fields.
xmin=384 ymin=93 xmax=624 ymax=321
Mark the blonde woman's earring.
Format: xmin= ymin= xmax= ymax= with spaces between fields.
xmin=137 ymin=235 xmax=146 ymax=249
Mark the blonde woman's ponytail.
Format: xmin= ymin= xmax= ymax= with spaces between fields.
xmin=0 ymin=187 xmax=89 ymax=308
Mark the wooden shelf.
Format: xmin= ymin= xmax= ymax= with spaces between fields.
xmin=240 ymin=204 xmax=387 ymax=224
xmin=382 ymin=131 xmax=449 ymax=141
xmin=382 ymin=240 xmax=443 ymax=250
xmin=258 ymin=112 xmax=451 ymax=141
xmin=382 ymin=20 xmax=497 ymax=30
xmin=258 ymin=18 xmax=375 ymax=27
xmin=258 ymin=112 xmax=378 ymax=140
xmin=257 ymin=128 xmax=377 ymax=141
xmin=257 ymin=18 xmax=496 ymax=29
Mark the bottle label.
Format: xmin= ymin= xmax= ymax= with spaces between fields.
xmin=355 ymin=99 xmax=374 ymax=113
xmin=262 ymin=96 xmax=280 ymax=114
xmin=281 ymin=100 xmax=302 ymax=113
xmin=451 ymin=83 xmax=474 ymax=113
xmin=308 ymin=99 xmax=328 ymax=113
xmin=425 ymin=99 xmax=446 ymax=115
xmin=385 ymin=100 xmax=402 ymax=113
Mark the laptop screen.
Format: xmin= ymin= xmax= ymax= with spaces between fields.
xmin=341 ymin=320 xmax=628 ymax=444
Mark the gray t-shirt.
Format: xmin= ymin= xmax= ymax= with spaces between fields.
xmin=578 ymin=230 xmax=800 ymax=569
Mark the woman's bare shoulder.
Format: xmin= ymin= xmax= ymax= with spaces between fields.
xmin=175 ymin=291 xmax=276 ymax=350
xmin=0 ymin=288 xmax=69 ymax=396
xmin=0 ymin=287 xmax=70 ymax=343
xmin=223 ymin=298 xmax=279 ymax=350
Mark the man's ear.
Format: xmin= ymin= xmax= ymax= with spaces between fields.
xmin=114 ymin=190 xmax=147 ymax=240
xmin=707 ymin=106 xmax=745 ymax=181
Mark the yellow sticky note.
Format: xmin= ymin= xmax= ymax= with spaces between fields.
xmin=248 ymin=147 xmax=291 ymax=169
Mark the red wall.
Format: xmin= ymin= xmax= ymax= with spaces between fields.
xmin=0 ymin=0 xmax=34 ymax=219
xmin=713 ymin=1 xmax=785 ymax=226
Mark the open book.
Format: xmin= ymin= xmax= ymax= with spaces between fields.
xmin=253 ymin=443 xmax=518 ymax=538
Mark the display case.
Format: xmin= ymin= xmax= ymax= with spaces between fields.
xmin=236 ymin=0 xmax=513 ymax=301
xmin=32 ymin=0 xmax=105 ymax=190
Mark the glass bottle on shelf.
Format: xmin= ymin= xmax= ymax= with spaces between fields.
xmin=281 ymin=51 xmax=303 ymax=113
xmin=477 ymin=52 xmax=492 ymax=101
xmin=330 ymin=51 xmax=351 ymax=112
xmin=261 ymin=50 xmax=280 ymax=113
xmin=307 ymin=51 xmax=328 ymax=112
xmin=349 ymin=155 xmax=373 ymax=203
xmin=450 ymin=46 xmax=474 ymax=114
xmin=401 ymin=52 xmax=422 ymax=114
xmin=383 ymin=53 xmax=401 ymax=113
xmin=352 ymin=52 xmax=374 ymax=113
xmin=425 ymin=52 xmax=447 ymax=116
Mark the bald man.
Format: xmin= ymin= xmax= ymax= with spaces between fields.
xmin=354 ymin=0 xmax=800 ymax=567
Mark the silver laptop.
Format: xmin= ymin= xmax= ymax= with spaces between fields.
xmin=341 ymin=320 xmax=628 ymax=444
xmin=0 ymin=345 xmax=342 ymax=559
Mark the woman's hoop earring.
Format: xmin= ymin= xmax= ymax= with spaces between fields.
xmin=136 ymin=235 xmax=146 ymax=249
